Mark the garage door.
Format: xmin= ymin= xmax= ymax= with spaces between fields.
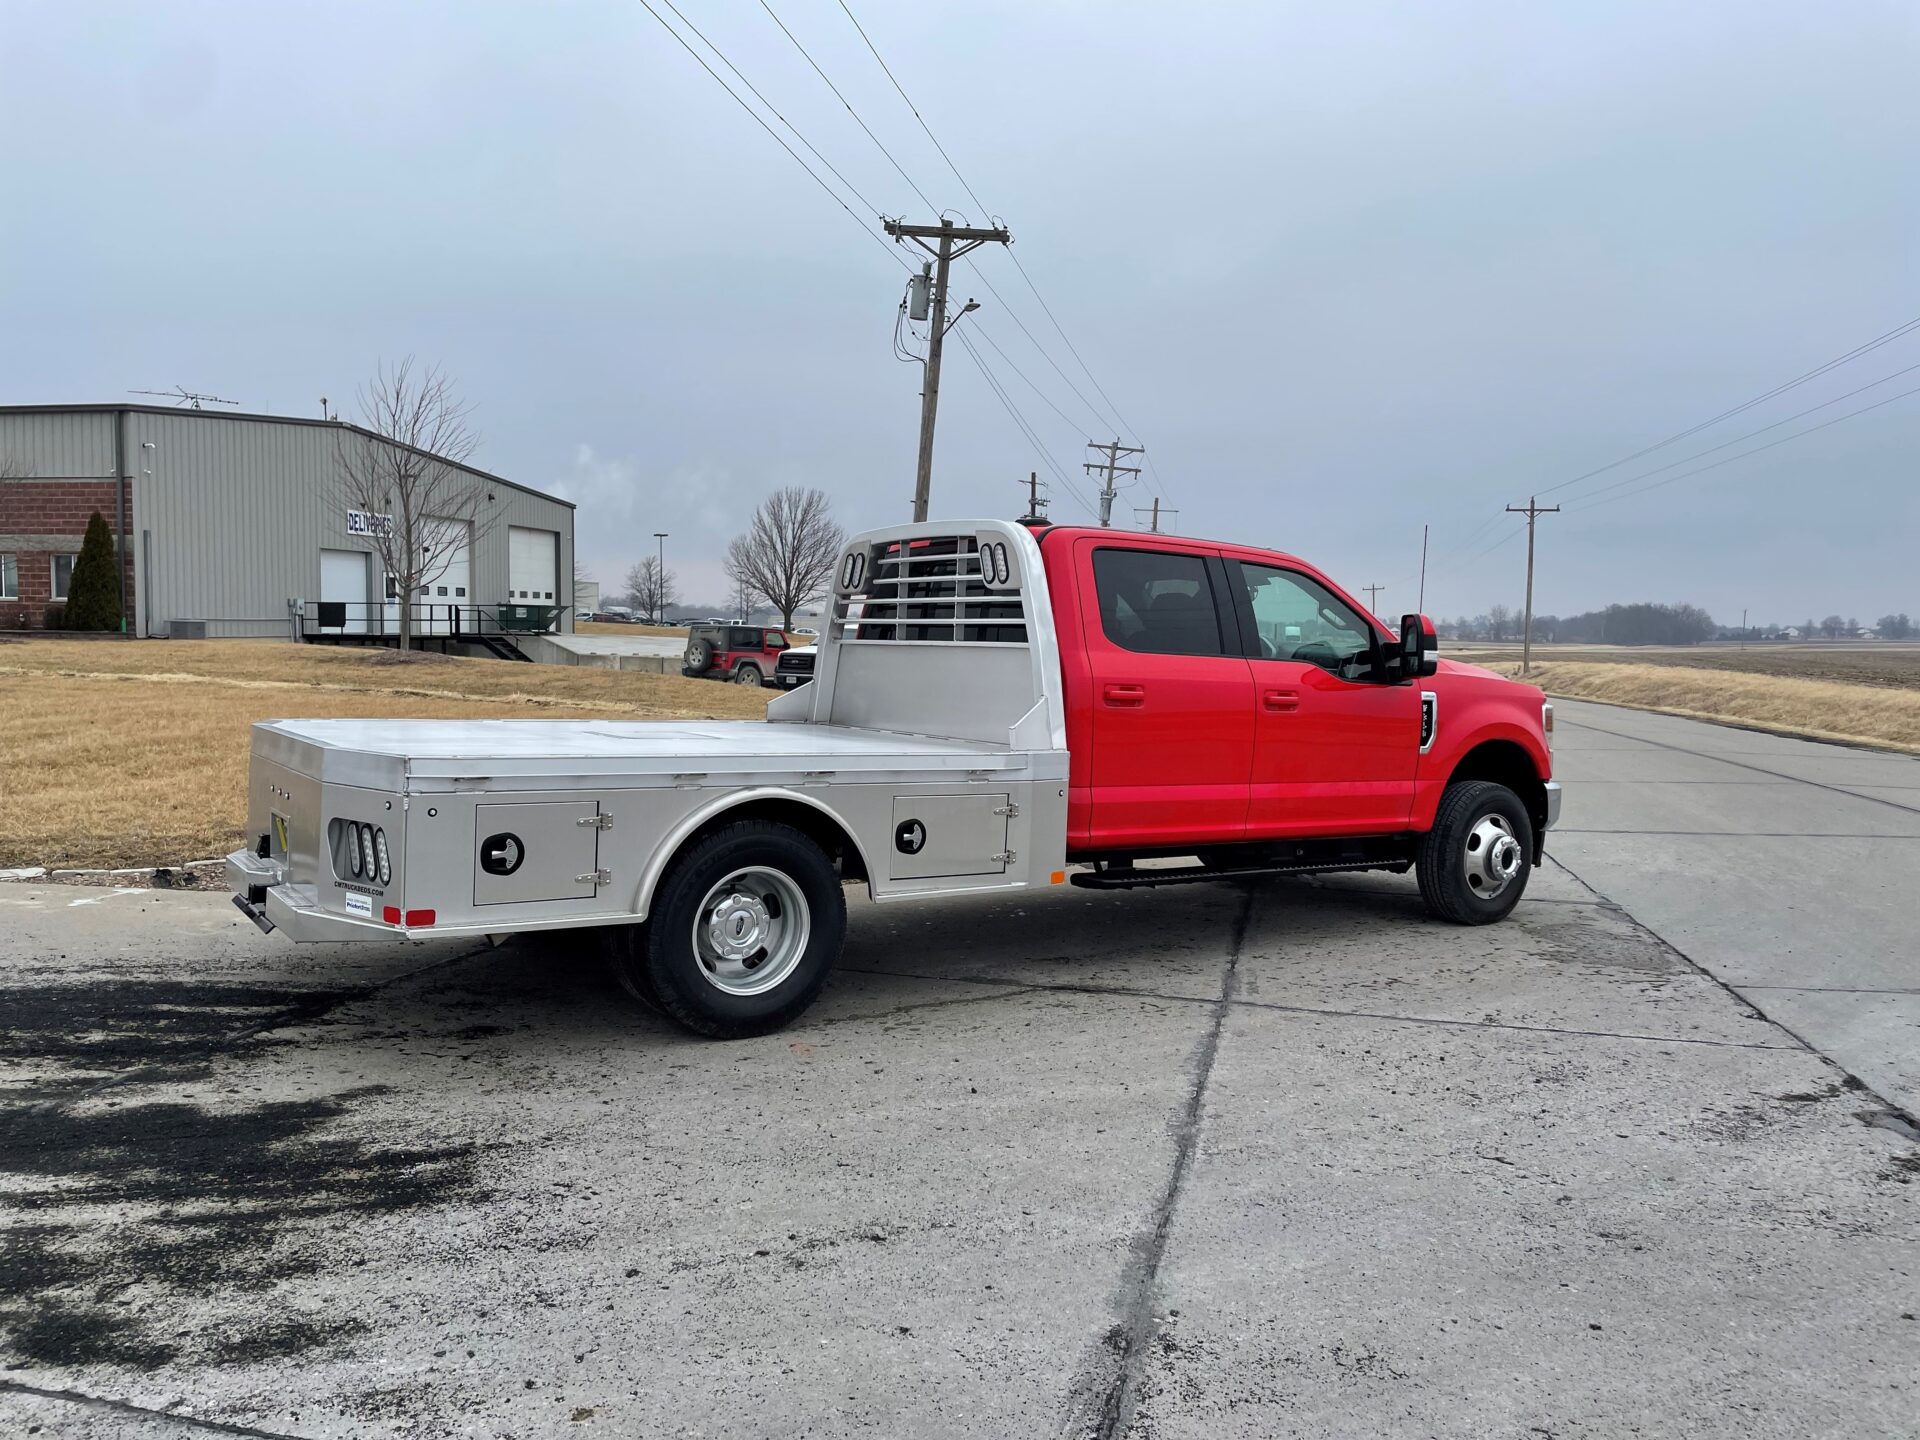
xmin=509 ymin=526 xmax=558 ymax=604
xmin=318 ymin=549 xmax=369 ymax=633
xmin=419 ymin=517 xmax=470 ymax=635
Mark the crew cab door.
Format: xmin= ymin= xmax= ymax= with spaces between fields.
xmin=1075 ymin=538 xmax=1253 ymax=848
xmin=1229 ymin=560 xmax=1418 ymax=837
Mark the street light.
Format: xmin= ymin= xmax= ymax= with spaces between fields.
xmin=653 ymin=532 xmax=669 ymax=624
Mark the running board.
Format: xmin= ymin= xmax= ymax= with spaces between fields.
xmin=1070 ymin=857 xmax=1409 ymax=891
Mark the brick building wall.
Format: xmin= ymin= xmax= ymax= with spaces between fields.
xmin=0 ymin=477 xmax=134 ymax=629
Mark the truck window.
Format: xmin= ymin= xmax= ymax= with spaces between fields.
xmin=1093 ymin=549 xmax=1227 ymax=657
xmin=1237 ymin=563 xmax=1378 ymax=678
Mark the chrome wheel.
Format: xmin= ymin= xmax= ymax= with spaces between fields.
xmin=691 ymin=866 xmax=810 ymax=995
xmin=1462 ymin=813 xmax=1523 ymax=899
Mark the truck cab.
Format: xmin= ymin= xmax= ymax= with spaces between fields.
xmin=230 ymin=518 xmax=1557 ymax=1038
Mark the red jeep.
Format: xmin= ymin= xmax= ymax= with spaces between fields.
xmin=681 ymin=624 xmax=789 ymax=687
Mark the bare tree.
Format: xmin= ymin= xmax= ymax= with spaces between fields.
xmin=332 ymin=359 xmax=496 ymax=650
xmin=623 ymin=555 xmax=677 ymax=623
xmin=1486 ymin=603 xmax=1514 ymax=642
xmin=722 ymin=487 xmax=844 ymax=631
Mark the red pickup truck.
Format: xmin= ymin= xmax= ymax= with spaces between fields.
xmin=229 ymin=519 xmax=1558 ymax=1037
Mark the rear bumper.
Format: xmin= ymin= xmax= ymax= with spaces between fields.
xmin=226 ymin=849 xmax=420 ymax=943
xmin=1543 ymin=780 xmax=1563 ymax=830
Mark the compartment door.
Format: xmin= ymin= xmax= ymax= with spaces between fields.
xmin=474 ymin=800 xmax=602 ymax=905
xmin=889 ymin=794 xmax=1011 ymax=880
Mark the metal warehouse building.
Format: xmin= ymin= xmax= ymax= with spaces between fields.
xmin=0 ymin=404 xmax=575 ymax=643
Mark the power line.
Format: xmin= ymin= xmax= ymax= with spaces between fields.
xmin=967 ymin=318 xmax=1093 ymax=434
xmin=835 ymin=0 xmax=991 ymax=220
xmin=963 ymin=257 xmax=1119 ymax=436
xmin=633 ymin=0 xmax=905 ymax=268
xmin=657 ymin=0 xmax=884 ymax=221
xmin=1539 ymin=311 xmax=1920 ymax=498
xmin=830 ymin=0 xmax=1165 ymax=501
xmin=757 ymin=0 xmax=938 ymax=215
xmin=1565 ymin=358 xmax=1920 ymax=507
xmin=1568 ymin=381 xmax=1920 ymax=515
xmin=952 ymin=328 xmax=1097 ymax=518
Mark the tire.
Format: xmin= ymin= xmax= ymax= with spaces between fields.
xmin=609 ymin=820 xmax=844 ymax=1038
xmin=683 ymin=637 xmax=714 ymax=676
xmin=732 ymin=663 xmax=764 ymax=687
xmin=1416 ymin=780 xmax=1534 ymax=925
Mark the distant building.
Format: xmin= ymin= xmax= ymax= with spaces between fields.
xmin=0 ymin=404 xmax=575 ymax=638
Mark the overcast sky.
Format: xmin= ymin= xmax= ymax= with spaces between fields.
xmin=3 ymin=1 xmax=1915 ymax=623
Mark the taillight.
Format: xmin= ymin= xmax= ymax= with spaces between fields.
xmin=1543 ymin=702 xmax=1555 ymax=751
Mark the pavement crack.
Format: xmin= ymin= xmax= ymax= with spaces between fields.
xmin=0 ymin=1379 xmax=314 ymax=1437
xmin=1560 ymin=716 xmax=1920 ymax=815
xmin=1063 ymin=888 xmax=1255 ymax=1440
xmin=838 ymin=967 xmax=1795 ymax=1052
xmin=1544 ymin=854 xmax=1920 ymax=1132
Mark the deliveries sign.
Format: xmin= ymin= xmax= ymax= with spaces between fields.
xmin=346 ymin=510 xmax=394 ymax=539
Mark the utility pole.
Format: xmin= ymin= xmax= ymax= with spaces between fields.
xmin=653 ymin=531 xmax=669 ymax=624
xmin=1506 ymin=496 xmax=1560 ymax=677
xmin=1417 ymin=523 xmax=1429 ymax=614
xmin=1017 ymin=471 xmax=1048 ymax=526
xmin=884 ymin=217 xmax=1011 ymax=522
xmin=1132 ymin=497 xmax=1178 ymax=533
xmin=1362 ymin=584 xmax=1385 ymax=615
xmin=1741 ymin=607 xmax=1748 ymax=649
xmin=1085 ymin=438 xmax=1144 ymax=527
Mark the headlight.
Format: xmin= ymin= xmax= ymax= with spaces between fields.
xmin=375 ymin=829 xmax=391 ymax=885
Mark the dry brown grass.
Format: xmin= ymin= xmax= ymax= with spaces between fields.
xmin=0 ymin=639 xmax=768 ymax=869
xmin=1464 ymin=643 xmax=1920 ymax=691
xmin=1482 ymin=660 xmax=1920 ymax=754
xmin=575 ymin=620 xmax=688 ymax=637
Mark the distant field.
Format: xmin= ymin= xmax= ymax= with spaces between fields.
xmin=1462 ymin=643 xmax=1920 ymax=692
xmin=0 ymin=638 xmax=767 ymax=869
xmin=1477 ymin=658 xmax=1920 ymax=754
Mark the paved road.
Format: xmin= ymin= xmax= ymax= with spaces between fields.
xmin=1 ymin=704 xmax=1915 ymax=1438
xmin=1548 ymin=698 xmax=1920 ymax=1112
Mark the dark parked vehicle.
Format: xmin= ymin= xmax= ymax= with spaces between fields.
xmin=773 ymin=644 xmax=817 ymax=690
xmin=682 ymin=624 xmax=790 ymax=687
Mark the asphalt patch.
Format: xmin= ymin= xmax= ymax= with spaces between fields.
xmin=0 ymin=1086 xmax=485 ymax=1371
xmin=0 ymin=979 xmax=354 ymax=1090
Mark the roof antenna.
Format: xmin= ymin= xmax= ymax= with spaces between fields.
xmin=130 ymin=385 xmax=239 ymax=410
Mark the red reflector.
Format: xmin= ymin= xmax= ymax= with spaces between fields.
xmin=404 ymin=909 xmax=436 ymax=927
xmin=382 ymin=906 xmax=401 ymax=924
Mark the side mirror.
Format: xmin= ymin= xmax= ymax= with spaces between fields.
xmin=1398 ymin=613 xmax=1439 ymax=679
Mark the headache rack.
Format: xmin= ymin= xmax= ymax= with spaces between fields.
xmin=833 ymin=534 xmax=1028 ymax=645
xmin=771 ymin=520 xmax=1066 ymax=753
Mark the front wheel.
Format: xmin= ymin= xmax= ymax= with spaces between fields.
xmin=610 ymin=819 xmax=844 ymax=1037
xmin=1416 ymin=780 xmax=1533 ymax=924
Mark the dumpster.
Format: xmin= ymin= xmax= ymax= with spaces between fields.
xmin=496 ymin=603 xmax=564 ymax=633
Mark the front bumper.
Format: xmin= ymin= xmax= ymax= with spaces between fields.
xmin=773 ymin=672 xmax=813 ymax=689
xmin=1543 ymin=780 xmax=1563 ymax=830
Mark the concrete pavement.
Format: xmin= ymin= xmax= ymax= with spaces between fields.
xmin=1547 ymin=698 xmax=1920 ymax=1113
xmin=1 ymin=718 xmax=1916 ymax=1437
